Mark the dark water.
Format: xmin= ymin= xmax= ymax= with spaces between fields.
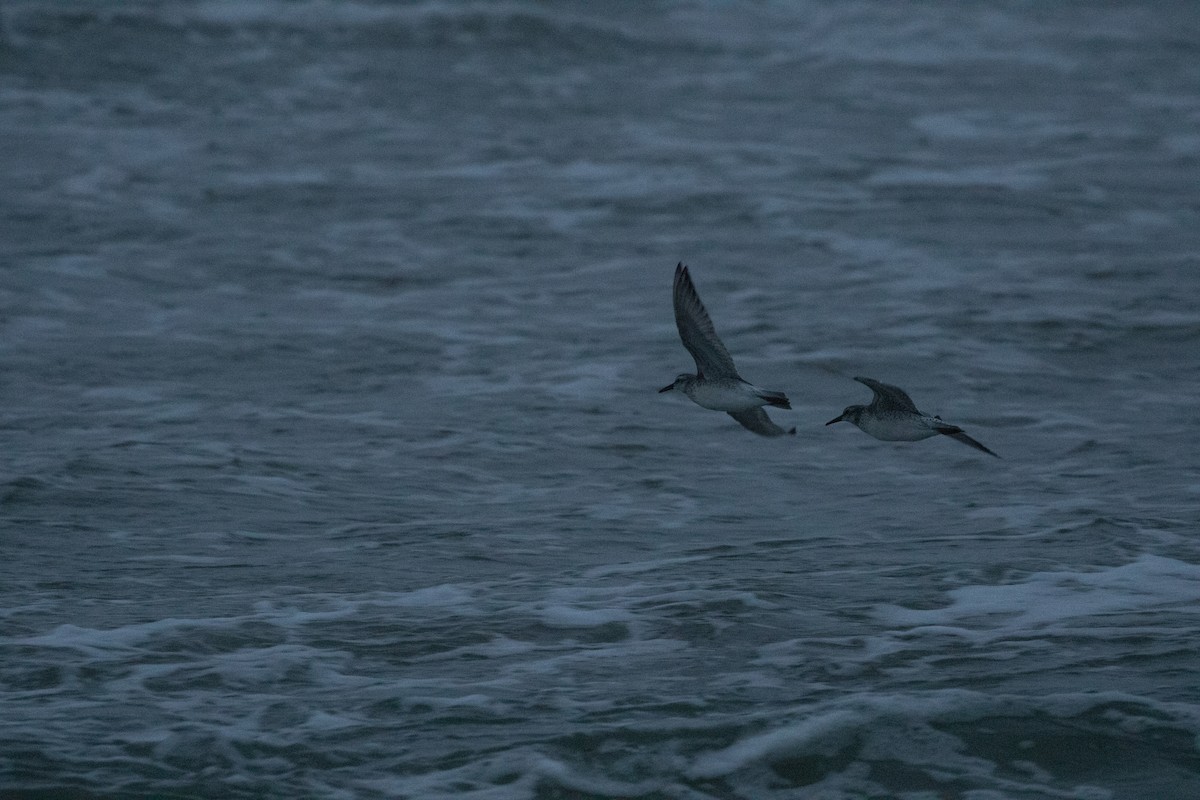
xmin=2 ymin=2 xmax=1199 ymax=798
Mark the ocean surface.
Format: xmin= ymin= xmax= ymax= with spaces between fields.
xmin=2 ymin=2 xmax=1199 ymax=798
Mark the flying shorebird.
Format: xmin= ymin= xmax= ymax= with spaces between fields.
xmin=826 ymin=376 xmax=999 ymax=457
xmin=659 ymin=262 xmax=795 ymax=437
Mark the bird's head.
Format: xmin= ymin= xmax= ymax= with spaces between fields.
xmin=659 ymin=374 xmax=693 ymax=393
xmin=826 ymin=405 xmax=864 ymax=426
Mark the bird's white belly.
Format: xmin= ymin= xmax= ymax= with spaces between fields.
xmin=857 ymin=415 xmax=939 ymax=442
xmin=686 ymin=381 xmax=762 ymax=412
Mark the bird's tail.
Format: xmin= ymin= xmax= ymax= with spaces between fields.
xmin=758 ymin=390 xmax=791 ymax=410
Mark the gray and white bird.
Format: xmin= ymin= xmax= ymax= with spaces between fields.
xmin=826 ymin=376 xmax=999 ymax=457
xmin=659 ymin=263 xmax=794 ymax=437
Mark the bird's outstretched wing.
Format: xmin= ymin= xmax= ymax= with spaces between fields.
xmin=935 ymin=424 xmax=1001 ymax=458
xmin=674 ymin=263 xmax=740 ymax=379
xmin=855 ymin=376 xmax=920 ymax=413
xmin=727 ymin=408 xmax=796 ymax=437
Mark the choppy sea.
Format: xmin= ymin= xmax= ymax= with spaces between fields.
xmin=2 ymin=2 xmax=1199 ymax=798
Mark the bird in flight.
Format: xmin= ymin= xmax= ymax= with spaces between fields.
xmin=826 ymin=376 xmax=999 ymax=457
xmin=660 ymin=263 xmax=794 ymax=437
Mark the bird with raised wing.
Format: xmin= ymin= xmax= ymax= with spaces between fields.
xmin=826 ymin=376 xmax=999 ymax=457
xmin=659 ymin=263 xmax=794 ymax=437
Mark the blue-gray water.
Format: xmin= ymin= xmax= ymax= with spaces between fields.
xmin=3 ymin=2 xmax=1199 ymax=798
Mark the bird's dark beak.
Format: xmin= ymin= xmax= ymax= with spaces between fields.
xmin=658 ymin=383 xmax=675 ymax=393
xmin=825 ymin=415 xmax=844 ymax=426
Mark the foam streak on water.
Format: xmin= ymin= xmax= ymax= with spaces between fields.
xmin=2 ymin=1 xmax=1199 ymax=798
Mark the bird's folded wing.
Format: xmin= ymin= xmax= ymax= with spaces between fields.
xmin=936 ymin=426 xmax=1000 ymax=458
xmin=727 ymin=408 xmax=795 ymax=437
